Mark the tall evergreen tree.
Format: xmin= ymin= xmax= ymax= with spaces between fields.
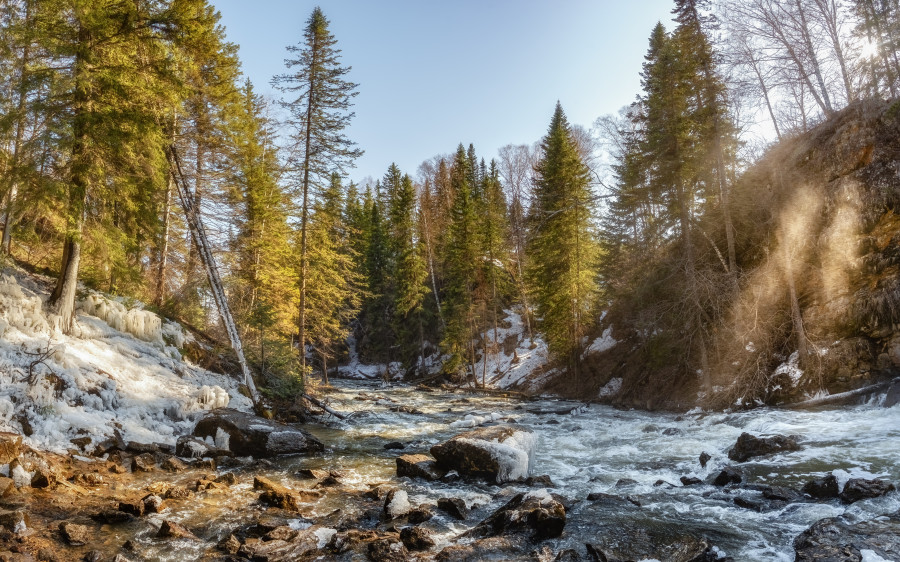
xmin=273 ymin=7 xmax=362 ymax=385
xmin=527 ymin=103 xmax=600 ymax=382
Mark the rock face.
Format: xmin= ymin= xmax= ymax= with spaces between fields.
xmin=794 ymin=515 xmax=900 ymax=561
xmin=430 ymin=425 xmax=534 ymax=483
xmin=839 ymin=478 xmax=895 ymax=503
xmin=464 ymin=490 xmax=566 ymax=541
xmin=396 ymin=454 xmax=446 ymax=481
xmin=192 ymin=408 xmax=324 ymax=458
xmin=727 ymin=433 xmax=801 ymax=462
xmin=0 ymin=432 xmax=22 ymax=464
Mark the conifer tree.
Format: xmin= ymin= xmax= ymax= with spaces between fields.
xmin=527 ymin=103 xmax=600 ymax=380
xmin=273 ymin=7 xmax=362 ymax=385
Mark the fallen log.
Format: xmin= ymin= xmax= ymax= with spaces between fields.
xmin=789 ymin=378 xmax=899 ymax=409
xmin=301 ymin=393 xmax=347 ymax=420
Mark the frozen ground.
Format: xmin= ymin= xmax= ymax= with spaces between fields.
xmin=0 ymin=267 xmax=252 ymax=453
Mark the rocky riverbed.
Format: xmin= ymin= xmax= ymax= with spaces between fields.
xmin=1 ymin=381 xmax=900 ymax=561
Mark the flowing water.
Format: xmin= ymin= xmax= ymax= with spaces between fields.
xmin=117 ymin=381 xmax=900 ymax=561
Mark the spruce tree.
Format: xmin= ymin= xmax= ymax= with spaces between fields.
xmin=273 ymin=7 xmax=362 ymax=385
xmin=527 ymin=103 xmax=600 ymax=380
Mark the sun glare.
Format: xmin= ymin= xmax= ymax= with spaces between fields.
xmin=860 ymin=39 xmax=879 ymax=59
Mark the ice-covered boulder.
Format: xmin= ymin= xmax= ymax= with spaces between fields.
xmin=192 ymin=409 xmax=324 ymax=458
xmin=430 ymin=425 xmax=534 ymax=483
xmin=463 ymin=490 xmax=566 ymax=541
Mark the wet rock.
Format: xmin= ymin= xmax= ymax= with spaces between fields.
xmin=680 ymin=476 xmax=703 ymax=486
xmin=383 ymin=442 xmax=404 ymax=450
xmin=263 ymin=526 xmax=299 ymax=541
xmin=586 ymin=492 xmax=640 ymax=508
xmin=296 ymin=468 xmax=329 ymax=480
xmin=430 ymin=425 xmax=534 ymax=483
xmin=126 ymin=442 xmax=164 ymax=456
xmin=174 ymin=436 xmax=228 ymax=459
xmin=0 ymin=433 xmax=22 ymax=464
xmin=699 ymin=451 xmax=711 ymax=468
xmin=761 ymin=485 xmax=804 ymax=502
xmin=117 ymin=500 xmax=145 ymax=517
xmin=238 ymin=527 xmax=321 ymax=561
xmin=614 ymin=478 xmax=638 ymax=488
xmin=141 ymin=494 xmax=165 ymax=514
xmin=794 ymin=515 xmax=900 ymax=561
xmin=30 ymin=468 xmax=56 ymax=489
xmin=727 ymin=432 xmax=800 ymax=463
xmin=464 ymin=490 xmax=566 ymax=541
xmin=156 ymin=520 xmax=198 ymax=540
xmin=191 ymin=458 xmax=216 ymax=471
xmin=654 ymin=479 xmax=676 ymax=488
xmin=82 ymin=551 xmax=103 ymax=562
xmin=218 ymin=534 xmax=241 ymax=555
xmin=662 ymin=427 xmax=682 ymax=436
xmin=192 ymin=408 xmax=324 ymax=458
xmin=70 ymin=437 xmax=91 ymax=450
xmin=525 ymin=475 xmax=555 ymax=487
xmin=400 ymin=526 xmax=434 ymax=551
xmin=215 ymin=472 xmax=237 ymax=486
xmin=407 ymin=506 xmax=433 ymax=524
xmin=435 ymin=536 xmax=523 ymax=561
xmin=586 ymin=532 xmax=717 ymax=562
xmin=437 ymin=497 xmax=468 ymax=520
xmin=160 ymin=456 xmax=187 ymax=472
xmin=131 ymin=453 xmax=155 ymax=472
xmin=0 ymin=510 xmax=27 ymax=533
xmin=733 ymin=496 xmax=767 ymax=511
xmin=163 ymin=486 xmax=192 ymax=500
xmin=90 ymin=510 xmax=135 ymax=525
xmin=802 ymin=474 xmax=840 ymax=499
xmin=58 ymin=522 xmax=90 ymax=546
xmin=840 ymin=478 xmax=895 ymax=503
xmin=396 ymin=454 xmax=446 ymax=481
xmin=712 ymin=466 xmax=743 ymax=486
xmin=364 ymin=484 xmax=393 ymax=501
xmin=367 ymin=538 xmax=409 ymax=562
xmin=0 ymin=477 xmax=13 ymax=496
xmin=383 ymin=489 xmax=410 ymax=519
xmin=314 ymin=475 xmax=341 ymax=488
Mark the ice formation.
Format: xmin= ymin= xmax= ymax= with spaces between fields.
xmin=385 ymin=489 xmax=410 ymax=518
xmin=0 ymin=268 xmax=252 ymax=453
xmin=456 ymin=429 xmax=536 ymax=483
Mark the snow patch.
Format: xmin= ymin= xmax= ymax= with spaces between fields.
xmin=860 ymin=550 xmax=891 ymax=562
xmin=598 ymin=377 xmax=623 ymax=398
xmin=773 ymin=351 xmax=803 ymax=386
xmin=314 ymin=527 xmax=337 ymax=549
xmin=583 ymin=326 xmax=617 ymax=357
xmin=385 ymin=490 xmax=410 ymax=518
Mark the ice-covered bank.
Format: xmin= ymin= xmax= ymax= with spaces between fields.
xmin=0 ymin=268 xmax=252 ymax=453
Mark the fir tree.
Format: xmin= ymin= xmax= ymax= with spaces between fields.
xmin=273 ymin=7 xmax=362 ymax=385
xmin=527 ymin=103 xmax=600 ymax=381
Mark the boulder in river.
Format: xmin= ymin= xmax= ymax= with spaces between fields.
xmin=794 ymin=514 xmax=900 ymax=561
xmin=192 ymin=408 xmax=324 ymax=458
xmin=464 ymin=490 xmax=566 ymax=541
xmin=400 ymin=526 xmax=434 ymax=551
xmin=802 ymin=474 xmax=840 ymax=499
xmin=396 ymin=454 xmax=446 ymax=481
xmin=727 ymin=432 xmax=800 ymax=462
xmin=437 ymin=497 xmax=469 ymax=520
xmin=839 ymin=478 xmax=895 ymax=503
xmin=712 ymin=466 xmax=743 ymax=486
xmin=430 ymin=425 xmax=534 ymax=483
xmin=58 ymin=521 xmax=90 ymax=545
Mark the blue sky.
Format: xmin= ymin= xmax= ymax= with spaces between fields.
xmin=213 ymin=0 xmax=678 ymax=184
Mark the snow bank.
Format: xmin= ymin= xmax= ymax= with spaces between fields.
xmin=583 ymin=326 xmax=617 ymax=357
xmin=473 ymin=308 xmax=552 ymax=391
xmin=0 ymin=268 xmax=252 ymax=453
xmin=598 ymin=377 xmax=623 ymax=398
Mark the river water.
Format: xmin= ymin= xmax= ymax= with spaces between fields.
xmin=124 ymin=381 xmax=900 ymax=561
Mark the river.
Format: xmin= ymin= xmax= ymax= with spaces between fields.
xmin=121 ymin=381 xmax=900 ymax=560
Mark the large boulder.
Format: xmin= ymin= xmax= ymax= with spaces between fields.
xmin=192 ymin=408 xmax=324 ymax=458
xmin=840 ymin=478 xmax=895 ymax=504
xmin=794 ymin=515 xmax=900 ymax=561
xmin=463 ymin=490 xmax=566 ymax=541
xmin=396 ymin=454 xmax=446 ymax=481
xmin=728 ymin=432 xmax=801 ymax=463
xmin=430 ymin=425 xmax=534 ymax=483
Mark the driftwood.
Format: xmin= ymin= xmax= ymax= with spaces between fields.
xmin=302 ymin=392 xmax=347 ymax=420
xmin=789 ymin=378 xmax=898 ymax=409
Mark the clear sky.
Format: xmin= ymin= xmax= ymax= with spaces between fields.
xmin=213 ymin=0 xmax=678 ymax=184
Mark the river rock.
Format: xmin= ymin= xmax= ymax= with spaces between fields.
xmin=131 ymin=453 xmax=156 ymax=472
xmin=58 ymin=522 xmax=90 ymax=546
xmin=368 ymin=538 xmax=409 ymax=562
xmin=712 ymin=466 xmax=743 ymax=486
xmin=437 ymin=497 xmax=468 ymax=520
xmin=296 ymin=468 xmax=329 ymax=479
xmin=464 ymin=490 xmax=566 ymax=541
xmin=430 ymin=425 xmax=534 ymax=483
xmin=407 ymin=506 xmax=433 ymax=524
xmin=117 ymin=500 xmax=145 ymax=517
xmin=727 ymin=432 xmax=801 ymax=462
xmin=142 ymin=494 xmax=165 ymax=514
xmin=699 ymin=451 xmax=711 ymax=468
xmin=174 ymin=436 xmax=229 ymax=459
xmin=680 ymin=476 xmax=703 ymax=486
xmin=0 ymin=509 xmax=28 ymax=532
xmin=0 ymin=432 xmax=21 ymax=464
xmin=254 ymin=476 xmax=315 ymax=511
xmin=160 ymin=456 xmax=187 ymax=472
xmin=192 ymin=408 xmax=324 ymax=458
xmin=90 ymin=510 xmax=135 ymax=524
xmin=840 ymin=478 xmax=895 ymax=503
xmin=802 ymin=474 xmax=841 ymax=499
xmin=157 ymin=520 xmax=198 ymax=540
xmin=794 ymin=514 xmax=900 ymax=561
xmin=400 ymin=526 xmax=434 ymax=551
xmin=237 ymin=526 xmax=322 ymax=561
xmin=435 ymin=537 xmax=523 ymax=561
xmin=396 ymin=454 xmax=446 ymax=481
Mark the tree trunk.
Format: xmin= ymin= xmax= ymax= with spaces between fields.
xmin=794 ymin=0 xmax=834 ymax=114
